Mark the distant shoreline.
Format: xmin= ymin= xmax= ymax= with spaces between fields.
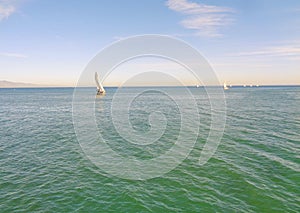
xmin=1 ymin=80 xmax=300 ymax=89
xmin=1 ymin=85 xmax=300 ymax=89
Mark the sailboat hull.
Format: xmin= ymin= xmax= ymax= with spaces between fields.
xmin=96 ymin=90 xmax=105 ymax=95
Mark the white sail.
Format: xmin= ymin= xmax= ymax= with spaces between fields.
xmin=95 ymin=72 xmax=105 ymax=94
xmin=223 ymin=82 xmax=229 ymax=90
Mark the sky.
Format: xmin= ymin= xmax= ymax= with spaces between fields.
xmin=0 ymin=0 xmax=300 ymax=86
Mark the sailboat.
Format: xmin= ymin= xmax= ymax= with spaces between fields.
xmin=95 ymin=72 xmax=105 ymax=95
xmin=223 ymin=82 xmax=229 ymax=90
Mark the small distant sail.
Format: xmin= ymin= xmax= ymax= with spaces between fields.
xmin=223 ymin=82 xmax=229 ymax=90
xmin=95 ymin=72 xmax=105 ymax=95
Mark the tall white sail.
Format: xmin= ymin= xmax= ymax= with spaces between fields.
xmin=223 ymin=82 xmax=229 ymax=90
xmin=95 ymin=72 xmax=105 ymax=94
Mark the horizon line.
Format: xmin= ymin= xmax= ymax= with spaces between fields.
xmin=1 ymin=84 xmax=300 ymax=89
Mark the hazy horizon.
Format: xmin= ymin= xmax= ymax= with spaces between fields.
xmin=1 ymin=79 xmax=300 ymax=88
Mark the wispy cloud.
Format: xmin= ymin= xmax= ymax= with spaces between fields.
xmin=230 ymin=41 xmax=300 ymax=60
xmin=166 ymin=0 xmax=234 ymax=37
xmin=0 ymin=52 xmax=27 ymax=58
xmin=113 ymin=36 xmax=127 ymax=41
xmin=291 ymin=8 xmax=300 ymax=12
xmin=0 ymin=0 xmax=19 ymax=21
xmin=234 ymin=47 xmax=300 ymax=57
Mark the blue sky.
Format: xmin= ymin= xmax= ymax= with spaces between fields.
xmin=0 ymin=0 xmax=300 ymax=86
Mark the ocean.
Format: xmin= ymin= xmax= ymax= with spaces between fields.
xmin=0 ymin=86 xmax=299 ymax=212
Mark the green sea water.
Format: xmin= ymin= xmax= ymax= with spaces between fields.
xmin=0 ymin=87 xmax=299 ymax=212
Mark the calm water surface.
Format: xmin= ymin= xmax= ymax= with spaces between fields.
xmin=0 ymin=87 xmax=299 ymax=212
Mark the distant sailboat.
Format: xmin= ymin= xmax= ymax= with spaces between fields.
xmin=95 ymin=72 xmax=105 ymax=95
xmin=223 ymin=82 xmax=229 ymax=90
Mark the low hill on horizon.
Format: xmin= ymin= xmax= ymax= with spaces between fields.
xmin=0 ymin=80 xmax=39 ymax=88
